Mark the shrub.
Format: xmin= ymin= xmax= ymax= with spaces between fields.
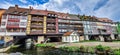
xmin=113 ymin=49 xmax=120 ymax=55
xmin=60 ymin=46 xmax=80 ymax=52
xmin=95 ymin=45 xmax=105 ymax=51
xmin=79 ymin=45 xmax=86 ymax=52
xmin=36 ymin=44 xmax=55 ymax=48
xmin=88 ymin=47 xmax=95 ymax=54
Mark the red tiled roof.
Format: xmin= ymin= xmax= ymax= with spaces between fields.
xmin=63 ymin=32 xmax=72 ymax=36
xmin=98 ymin=18 xmax=112 ymax=22
xmin=4 ymin=6 xmax=30 ymax=15
xmin=30 ymin=9 xmax=58 ymax=15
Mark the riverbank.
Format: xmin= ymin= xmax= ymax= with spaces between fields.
xmin=36 ymin=42 xmax=120 ymax=55
xmin=61 ymin=42 xmax=120 ymax=49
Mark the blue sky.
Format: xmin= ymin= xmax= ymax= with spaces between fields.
xmin=0 ymin=0 xmax=120 ymax=21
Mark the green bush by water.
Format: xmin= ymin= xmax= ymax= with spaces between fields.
xmin=95 ymin=45 xmax=105 ymax=51
xmin=113 ymin=49 xmax=120 ymax=55
xmin=36 ymin=44 xmax=55 ymax=48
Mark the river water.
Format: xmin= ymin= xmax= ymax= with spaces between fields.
xmin=0 ymin=47 xmax=97 ymax=55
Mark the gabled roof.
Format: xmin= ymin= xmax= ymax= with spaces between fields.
xmin=68 ymin=14 xmax=80 ymax=20
xmin=4 ymin=6 xmax=30 ymax=15
xmin=0 ymin=8 xmax=6 ymax=10
xmin=98 ymin=18 xmax=112 ymax=23
xmin=57 ymin=12 xmax=68 ymax=18
xmin=30 ymin=9 xmax=58 ymax=16
xmin=30 ymin=9 xmax=47 ymax=15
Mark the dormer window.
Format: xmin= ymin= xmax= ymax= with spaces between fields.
xmin=19 ymin=12 xmax=23 ymax=14
xmin=13 ymin=11 xmax=18 ymax=14
xmin=52 ymin=14 xmax=54 ymax=16
xmin=55 ymin=14 xmax=57 ymax=17
xmin=48 ymin=13 xmax=51 ymax=16
xmin=24 ymin=12 xmax=27 ymax=15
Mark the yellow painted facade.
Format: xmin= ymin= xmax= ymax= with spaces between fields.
xmin=26 ymin=15 xmax=31 ymax=34
xmin=43 ymin=16 xmax=47 ymax=34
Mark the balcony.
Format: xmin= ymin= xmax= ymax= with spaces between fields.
xmin=8 ymin=18 xmax=20 ymax=22
xmin=100 ymin=32 xmax=108 ymax=34
xmin=74 ymin=25 xmax=83 ymax=27
xmin=46 ymin=30 xmax=56 ymax=34
xmin=77 ymin=31 xmax=84 ymax=34
xmin=30 ymin=30 xmax=43 ymax=34
xmin=59 ymin=26 xmax=68 ymax=29
xmin=31 ymin=25 xmax=43 ymax=28
xmin=72 ymin=22 xmax=82 ymax=25
xmin=58 ymin=21 xmax=70 ymax=24
xmin=7 ymin=25 xmax=19 ymax=28
xmin=47 ymin=25 xmax=55 ymax=28
xmin=31 ymin=18 xmax=43 ymax=21
xmin=47 ymin=19 xmax=56 ymax=23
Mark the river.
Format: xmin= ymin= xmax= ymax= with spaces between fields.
xmin=0 ymin=47 xmax=97 ymax=55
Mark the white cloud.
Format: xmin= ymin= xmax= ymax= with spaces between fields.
xmin=0 ymin=1 xmax=14 ymax=9
xmin=0 ymin=0 xmax=120 ymax=21
xmin=94 ymin=0 xmax=120 ymax=21
xmin=19 ymin=0 xmax=27 ymax=3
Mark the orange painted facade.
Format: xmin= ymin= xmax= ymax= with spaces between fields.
xmin=0 ymin=9 xmax=6 ymax=25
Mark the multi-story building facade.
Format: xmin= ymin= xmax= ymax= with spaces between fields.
xmin=78 ymin=15 xmax=99 ymax=40
xmin=0 ymin=5 xmax=31 ymax=36
xmin=0 ymin=5 xmax=119 ymax=43
xmin=58 ymin=14 xmax=84 ymax=40
xmin=26 ymin=9 xmax=84 ymax=42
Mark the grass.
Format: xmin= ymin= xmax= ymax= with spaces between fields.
xmin=112 ymin=40 xmax=120 ymax=42
xmin=79 ymin=40 xmax=100 ymax=42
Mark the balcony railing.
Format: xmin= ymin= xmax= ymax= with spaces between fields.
xmin=8 ymin=18 xmax=20 ymax=22
xmin=46 ymin=31 xmax=56 ymax=34
xmin=47 ymin=19 xmax=56 ymax=23
xmin=47 ymin=25 xmax=55 ymax=28
xmin=58 ymin=22 xmax=70 ymax=24
xmin=31 ymin=18 xmax=43 ymax=21
xmin=59 ymin=26 xmax=68 ymax=28
xmin=74 ymin=25 xmax=83 ymax=27
xmin=100 ymin=32 xmax=107 ymax=34
xmin=31 ymin=25 xmax=43 ymax=28
xmin=30 ymin=30 xmax=43 ymax=34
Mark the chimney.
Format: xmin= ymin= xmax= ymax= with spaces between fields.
xmin=45 ymin=8 xmax=47 ymax=11
xmin=31 ymin=7 xmax=33 ymax=9
xmin=29 ymin=6 xmax=32 ymax=9
xmin=78 ymin=14 xmax=80 ymax=17
xmin=66 ymin=12 xmax=69 ymax=15
xmin=15 ymin=5 xmax=18 ymax=9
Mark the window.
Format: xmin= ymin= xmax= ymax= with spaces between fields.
xmin=65 ymin=37 xmax=67 ymax=41
xmin=2 ymin=15 xmax=7 ymax=19
xmin=20 ymin=22 xmax=26 ymax=26
xmin=0 ymin=28 xmax=6 ymax=32
xmin=7 ymin=22 xmax=19 ymax=26
xmin=1 ymin=22 xmax=6 ymax=26
xmin=22 ymin=16 xmax=27 ymax=20
xmin=72 ymin=36 xmax=74 ymax=40
xmin=76 ymin=36 xmax=78 ymax=40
